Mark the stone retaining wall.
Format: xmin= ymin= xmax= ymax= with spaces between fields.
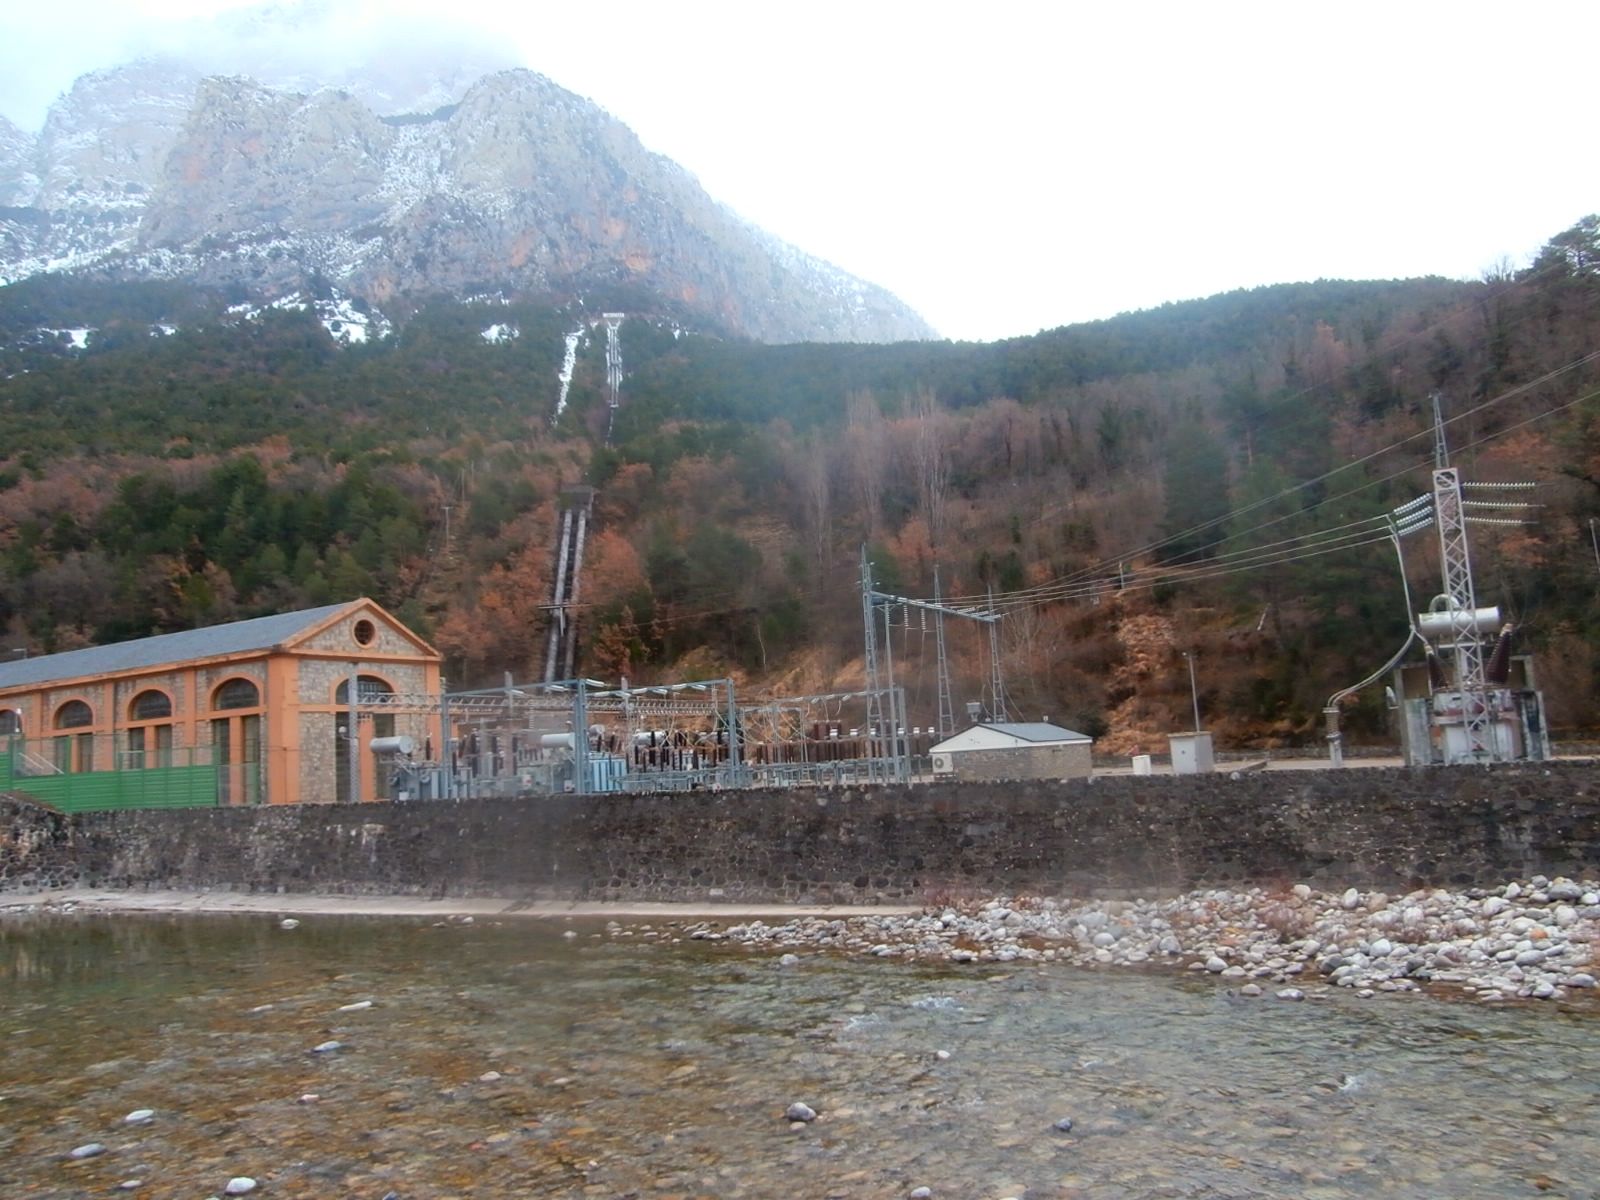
xmin=5 ymin=763 xmax=1600 ymax=903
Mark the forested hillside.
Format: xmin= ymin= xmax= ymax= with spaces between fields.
xmin=4 ymin=217 xmax=1599 ymax=748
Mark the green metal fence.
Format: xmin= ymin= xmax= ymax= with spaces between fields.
xmin=1 ymin=738 xmax=221 ymax=813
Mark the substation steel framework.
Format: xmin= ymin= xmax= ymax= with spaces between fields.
xmin=860 ymin=547 xmax=1005 ymax=778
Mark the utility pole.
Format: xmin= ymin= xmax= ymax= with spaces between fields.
xmin=1590 ymin=518 xmax=1600 ymax=578
xmin=1183 ymin=651 xmax=1201 ymax=732
xmin=346 ymin=666 xmax=361 ymax=804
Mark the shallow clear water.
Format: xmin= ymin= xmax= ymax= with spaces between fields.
xmin=2 ymin=913 xmax=1598 ymax=1199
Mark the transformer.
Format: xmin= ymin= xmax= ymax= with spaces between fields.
xmin=1391 ymin=613 xmax=1551 ymax=766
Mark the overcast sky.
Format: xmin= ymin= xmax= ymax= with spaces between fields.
xmin=2 ymin=1 xmax=1596 ymax=342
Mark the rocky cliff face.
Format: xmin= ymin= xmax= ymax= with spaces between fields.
xmin=0 ymin=62 xmax=933 ymax=344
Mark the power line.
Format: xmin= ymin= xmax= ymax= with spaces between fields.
xmin=943 ymin=352 xmax=1600 ymax=607
xmin=1009 ymin=256 xmax=1580 ymax=544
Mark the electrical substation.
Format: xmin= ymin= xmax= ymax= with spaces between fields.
xmin=396 ymin=337 xmax=1561 ymax=802
xmin=1325 ymin=394 xmax=1551 ymax=767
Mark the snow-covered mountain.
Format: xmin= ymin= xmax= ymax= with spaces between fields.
xmin=0 ymin=60 xmax=934 ymax=344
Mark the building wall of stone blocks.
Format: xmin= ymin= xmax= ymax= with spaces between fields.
xmin=298 ymin=710 xmax=339 ymax=805
xmin=296 ymin=657 xmax=430 ymax=706
xmin=300 ymin=613 xmax=426 ymax=659
xmin=950 ymin=742 xmax=1092 ymax=781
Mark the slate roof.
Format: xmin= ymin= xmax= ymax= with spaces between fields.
xmin=0 ymin=602 xmax=355 ymax=692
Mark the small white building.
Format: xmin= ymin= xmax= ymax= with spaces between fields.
xmin=929 ymin=722 xmax=1094 ymax=782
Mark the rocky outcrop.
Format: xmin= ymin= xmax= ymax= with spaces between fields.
xmin=0 ymin=114 xmax=34 ymax=207
xmin=1 ymin=63 xmax=934 ymax=344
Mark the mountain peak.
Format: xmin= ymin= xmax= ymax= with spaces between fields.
xmin=0 ymin=60 xmax=932 ymax=343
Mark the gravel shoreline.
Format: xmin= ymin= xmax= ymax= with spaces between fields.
xmin=7 ymin=879 xmax=1598 ymax=1005
xmin=697 ymin=876 xmax=1600 ymax=1004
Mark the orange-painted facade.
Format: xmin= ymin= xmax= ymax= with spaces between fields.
xmin=0 ymin=600 xmax=441 ymax=805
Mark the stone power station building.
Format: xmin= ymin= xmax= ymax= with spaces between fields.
xmin=0 ymin=599 xmax=441 ymax=809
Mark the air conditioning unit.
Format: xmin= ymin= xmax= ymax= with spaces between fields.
xmin=932 ymin=754 xmax=952 ymax=774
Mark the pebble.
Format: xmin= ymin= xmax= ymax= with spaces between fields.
xmin=784 ymin=1101 xmax=817 ymax=1122
xmin=310 ymin=1040 xmax=343 ymax=1054
xmin=279 ymin=918 xmax=299 ymax=929
xmin=1276 ymin=988 xmax=1306 ymax=1001
xmin=336 ymin=1000 xmax=374 ymax=1012
xmin=909 ymin=1189 xmax=932 ymax=1199
xmin=224 ymin=1178 xmax=257 ymax=1196
xmin=478 ymin=1071 xmax=502 ymax=1083
xmin=68 ymin=1143 xmax=106 ymax=1160
xmin=1052 ymin=1117 xmax=1074 ymax=1132
xmin=117 ymin=1181 xmax=142 ymax=1191
xmin=934 ymin=1049 xmax=952 ymax=1060
xmin=699 ymin=876 xmax=1600 ymax=1007
xmin=779 ymin=954 xmax=800 ymax=967
xmin=123 ymin=1109 xmax=155 ymax=1124
xmin=562 ymin=930 xmax=578 ymax=940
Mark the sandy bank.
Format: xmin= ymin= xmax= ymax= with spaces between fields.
xmin=0 ymin=887 xmax=920 ymax=922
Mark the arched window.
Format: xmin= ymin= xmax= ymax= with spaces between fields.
xmin=333 ymin=675 xmax=395 ymax=804
xmin=54 ymin=700 xmax=93 ymax=729
xmin=211 ymin=679 xmax=262 ymax=806
xmin=212 ymin=678 xmax=260 ymax=710
xmin=126 ymin=689 xmax=174 ymax=770
xmin=53 ymin=700 xmax=94 ymax=773
xmin=335 ymin=674 xmax=395 ymax=704
xmin=129 ymin=690 xmax=173 ymax=721
xmin=0 ymin=709 xmax=20 ymax=736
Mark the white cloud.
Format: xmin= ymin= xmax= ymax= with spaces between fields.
xmin=2 ymin=0 xmax=1596 ymax=341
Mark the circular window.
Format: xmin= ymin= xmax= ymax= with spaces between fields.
xmin=353 ymin=619 xmax=376 ymax=647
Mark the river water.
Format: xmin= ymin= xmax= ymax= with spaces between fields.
xmin=2 ymin=913 xmax=1597 ymax=1199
